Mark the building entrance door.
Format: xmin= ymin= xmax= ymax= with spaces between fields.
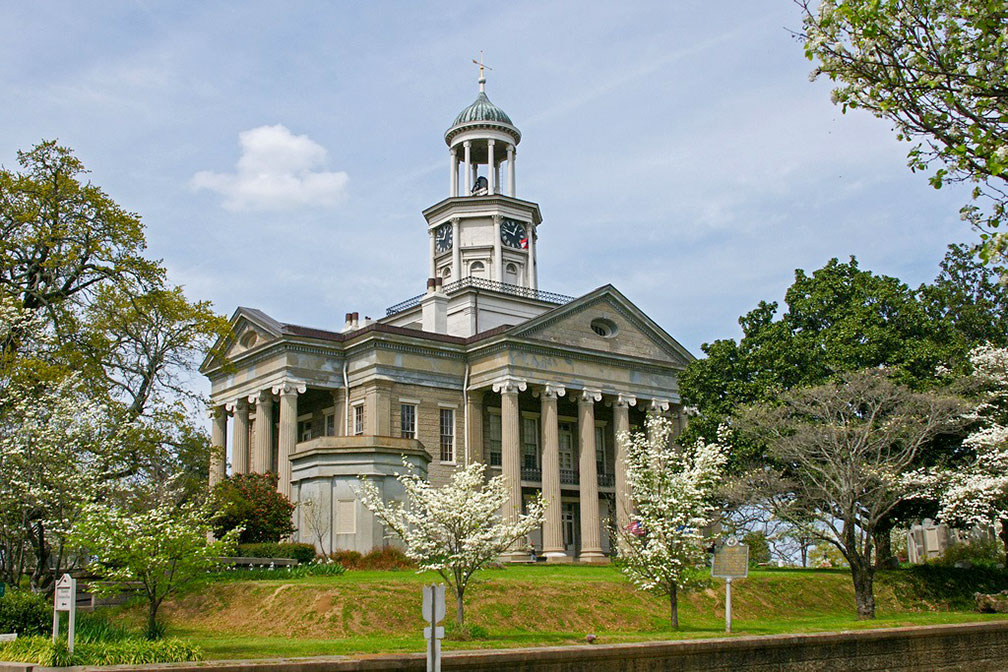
xmin=562 ymin=502 xmax=579 ymax=553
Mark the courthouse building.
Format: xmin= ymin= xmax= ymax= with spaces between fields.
xmin=201 ymin=70 xmax=694 ymax=562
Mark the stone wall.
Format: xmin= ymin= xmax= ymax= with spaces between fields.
xmin=11 ymin=621 xmax=1007 ymax=672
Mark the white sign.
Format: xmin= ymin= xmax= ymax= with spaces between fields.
xmin=52 ymin=573 xmax=76 ymax=653
xmin=422 ymin=584 xmax=446 ymax=672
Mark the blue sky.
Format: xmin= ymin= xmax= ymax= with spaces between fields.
xmin=1 ymin=2 xmax=973 ymax=358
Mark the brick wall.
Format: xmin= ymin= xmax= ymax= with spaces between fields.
xmin=20 ymin=621 xmax=1008 ymax=672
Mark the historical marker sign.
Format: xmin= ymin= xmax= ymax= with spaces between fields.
xmin=712 ymin=541 xmax=749 ymax=579
xmin=711 ymin=539 xmax=747 ymax=634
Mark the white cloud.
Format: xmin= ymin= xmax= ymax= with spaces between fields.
xmin=191 ymin=125 xmax=348 ymax=211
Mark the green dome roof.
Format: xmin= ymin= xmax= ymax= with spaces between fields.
xmin=451 ymin=91 xmax=514 ymax=127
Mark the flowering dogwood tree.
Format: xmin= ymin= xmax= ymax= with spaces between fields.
xmin=937 ymin=345 xmax=1008 ymax=563
xmin=615 ymin=415 xmax=728 ymax=630
xmin=358 ymin=461 xmax=544 ymax=625
xmin=72 ymin=500 xmax=239 ymax=639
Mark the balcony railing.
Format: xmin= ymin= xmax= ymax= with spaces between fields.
xmin=386 ymin=277 xmax=575 ymax=316
xmin=497 ymin=465 xmax=615 ymax=488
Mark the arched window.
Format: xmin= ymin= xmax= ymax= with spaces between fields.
xmin=505 ymin=262 xmax=519 ymax=286
xmin=441 ymin=266 xmax=452 ymax=279
xmin=469 ymin=261 xmax=486 ymax=278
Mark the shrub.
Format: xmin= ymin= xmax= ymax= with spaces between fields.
xmin=742 ymin=531 xmax=772 ymax=566
xmin=936 ymin=535 xmax=1003 ymax=569
xmin=211 ymin=472 xmax=295 ymax=543
xmin=237 ymin=542 xmax=316 ymax=564
xmin=327 ymin=547 xmax=415 ymax=571
xmin=0 ymin=590 xmax=49 ymax=636
xmin=0 ymin=635 xmax=202 ymax=665
xmin=75 ymin=611 xmax=131 ymax=643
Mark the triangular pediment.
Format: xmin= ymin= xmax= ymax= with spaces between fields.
xmin=200 ymin=307 xmax=284 ymax=373
xmin=508 ymin=285 xmax=694 ymax=367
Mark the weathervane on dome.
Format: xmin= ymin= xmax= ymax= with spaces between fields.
xmin=472 ymin=51 xmax=492 ymax=92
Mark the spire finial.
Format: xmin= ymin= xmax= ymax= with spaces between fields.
xmin=472 ymin=51 xmax=492 ymax=93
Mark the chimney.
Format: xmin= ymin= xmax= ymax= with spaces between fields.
xmin=351 ymin=312 xmax=359 ymax=330
xmin=342 ymin=312 xmax=354 ymax=332
xmin=421 ymin=279 xmax=448 ymax=334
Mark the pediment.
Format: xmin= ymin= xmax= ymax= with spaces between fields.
xmin=509 ymin=286 xmax=694 ymax=367
xmin=200 ymin=307 xmax=284 ymax=373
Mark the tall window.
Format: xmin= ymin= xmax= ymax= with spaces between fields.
xmin=400 ymin=403 xmax=417 ymax=439
xmin=353 ymin=404 xmax=364 ymax=435
xmin=488 ymin=412 xmax=502 ymax=466
xmin=522 ymin=416 xmax=539 ymax=470
xmin=325 ymin=412 xmax=335 ymax=437
xmin=440 ymin=408 xmax=455 ymax=463
xmin=595 ymin=425 xmax=606 ymax=474
xmin=559 ymin=423 xmax=574 ymax=471
xmin=298 ymin=420 xmax=312 ymax=442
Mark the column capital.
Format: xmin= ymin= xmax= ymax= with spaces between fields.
xmin=273 ymin=380 xmax=307 ymax=397
xmin=611 ymin=393 xmax=637 ymax=408
xmin=492 ymin=376 xmax=527 ymax=395
xmin=463 ymin=140 xmax=471 ymax=148
xmin=450 ymin=216 xmax=461 ymax=225
xmin=487 ymin=138 xmax=495 ymax=147
xmin=507 ymin=144 xmax=515 ymax=156
xmin=207 ymin=405 xmax=231 ymax=419
xmin=226 ymin=397 xmax=248 ymax=413
xmin=249 ymin=389 xmax=274 ymax=405
xmin=535 ymin=383 xmax=566 ymax=400
xmin=492 ymin=214 xmax=503 ymax=225
xmin=648 ymin=398 xmax=671 ymax=413
xmin=579 ymin=388 xmax=602 ymax=403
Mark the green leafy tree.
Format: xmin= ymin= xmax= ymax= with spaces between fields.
xmin=0 ymin=141 xmax=229 ymax=589
xmin=742 ymin=531 xmax=772 ymax=567
xmin=800 ymin=0 xmax=1008 ymax=275
xmin=211 ymin=473 xmax=295 ymax=544
xmin=72 ymin=501 xmax=238 ymax=639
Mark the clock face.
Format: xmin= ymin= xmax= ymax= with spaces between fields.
xmin=500 ymin=219 xmax=528 ymax=249
xmin=435 ymin=223 xmax=453 ymax=253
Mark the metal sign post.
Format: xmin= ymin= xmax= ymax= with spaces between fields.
xmin=421 ymin=584 xmax=445 ymax=672
xmin=52 ymin=573 xmax=76 ymax=653
xmin=711 ymin=538 xmax=748 ymax=634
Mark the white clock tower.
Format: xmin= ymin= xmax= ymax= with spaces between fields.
xmin=424 ymin=61 xmax=541 ymax=290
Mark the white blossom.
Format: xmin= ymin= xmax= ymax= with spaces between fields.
xmin=357 ymin=460 xmax=544 ymax=625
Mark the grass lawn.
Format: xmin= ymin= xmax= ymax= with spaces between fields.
xmin=109 ymin=564 xmax=1008 ymax=660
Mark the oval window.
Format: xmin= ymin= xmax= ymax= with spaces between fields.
xmin=590 ymin=318 xmax=618 ymax=338
xmin=239 ymin=331 xmax=258 ymax=348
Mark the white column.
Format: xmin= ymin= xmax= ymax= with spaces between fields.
xmin=463 ymin=141 xmax=472 ymax=194
xmin=527 ymin=225 xmax=536 ymax=290
xmin=646 ymin=399 xmax=671 ymax=445
xmin=230 ymin=399 xmax=249 ymax=475
xmin=487 ymin=140 xmax=496 ymax=194
xmin=613 ymin=394 xmax=636 ymax=548
xmin=507 ymin=145 xmax=516 ymax=197
xmin=209 ymin=405 xmax=228 ymax=487
xmin=451 ymin=218 xmax=461 ymax=281
xmin=578 ymin=389 xmax=605 ymax=562
xmin=274 ymin=381 xmax=306 ymax=499
xmin=540 ymin=384 xmax=567 ymax=560
xmin=429 ymin=229 xmax=436 ymax=278
xmin=250 ymin=390 xmax=274 ymax=474
xmin=450 ymin=148 xmax=458 ymax=197
xmin=493 ymin=215 xmax=503 ymax=282
xmin=493 ymin=376 xmax=528 ymax=561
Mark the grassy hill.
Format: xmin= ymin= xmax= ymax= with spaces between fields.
xmin=112 ymin=565 xmax=1008 ymax=660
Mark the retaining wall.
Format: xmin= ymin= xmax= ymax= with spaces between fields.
xmin=3 ymin=620 xmax=1008 ymax=672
